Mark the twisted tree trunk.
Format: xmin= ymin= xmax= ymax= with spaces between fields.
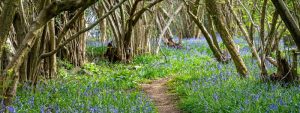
xmin=0 ymin=0 xmax=20 ymax=103
xmin=0 ymin=0 xmax=20 ymax=80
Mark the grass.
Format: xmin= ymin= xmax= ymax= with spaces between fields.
xmin=86 ymin=46 xmax=107 ymax=60
xmin=9 ymin=46 xmax=172 ymax=112
xmin=7 ymin=37 xmax=300 ymax=113
xmin=170 ymin=58 xmax=300 ymax=112
xmin=168 ymin=38 xmax=300 ymax=113
xmin=13 ymin=64 xmax=157 ymax=113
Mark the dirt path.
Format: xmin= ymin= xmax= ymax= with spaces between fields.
xmin=140 ymin=78 xmax=181 ymax=113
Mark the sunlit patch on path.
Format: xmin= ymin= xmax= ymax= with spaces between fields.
xmin=140 ymin=78 xmax=181 ymax=113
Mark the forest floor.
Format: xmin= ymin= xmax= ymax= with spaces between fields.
xmin=140 ymin=78 xmax=181 ymax=113
xmin=13 ymin=38 xmax=300 ymax=112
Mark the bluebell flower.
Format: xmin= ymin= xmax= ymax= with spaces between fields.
xmin=252 ymin=94 xmax=260 ymax=101
xmin=40 ymin=106 xmax=45 ymax=113
xmin=7 ymin=106 xmax=15 ymax=113
xmin=55 ymin=104 xmax=60 ymax=113
xmin=217 ymin=64 xmax=222 ymax=70
xmin=277 ymin=98 xmax=285 ymax=105
xmin=244 ymin=99 xmax=249 ymax=105
xmin=213 ymin=93 xmax=219 ymax=101
xmin=109 ymin=106 xmax=118 ymax=113
xmin=283 ymin=83 xmax=289 ymax=87
xmin=269 ymin=104 xmax=278 ymax=111
xmin=1 ymin=100 xmax=5 ymax=109
xmin=146 ymin=105 xmax=153 ymax=113
xmin=89 ymin=107 xmax=96 ymax=113
xmin=28 ymin=96 xmax=35 ymax=108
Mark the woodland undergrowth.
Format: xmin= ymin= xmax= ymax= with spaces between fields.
xmin=8 ymin=38 xmax=300 ymax=113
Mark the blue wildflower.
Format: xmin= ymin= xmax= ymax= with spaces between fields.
xmin=277 ymin=98 xmax=285 ymax=105
xmin=240 ymin=106 xmax=244 ymax=111
xmin=213 ymin=93 xmax=219 ymax=101
xmin=271 ymin=85 xmax=277 ymax=91
xmin=269 ymin=104 xmax=278 ymax=111
xmin=252 ymin=94 xmax=260 ymax=101
xmin=55 ymin=104 xmax=60 ymax=113
xmin=109 ymin=106 xmax=118 ymax=113
xmin=90 ymin=107 xmax=96 ymax=113
xmin=28 ymin=96 xmax=35 ymax=108
xmin=244 ymin=99 xmax=249 ymax=105
xmin=7 ymin=106 xmax=15 ymax=113
xmin=1 ymin=100 xmax=4 ymax=109
xmin=217 ymin=64 xmax=222 ymax=70
xmin=40 ymin=106 xmax=45 ymax=113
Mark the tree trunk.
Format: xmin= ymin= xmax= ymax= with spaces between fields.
xmin=271 ymin=0 xmax=300 ymax=50
xmin=1 ymin=0 xmax=100 ymax=106
xmin=59 ymin=13 xmax=86 ymax=66
xmin=95 ymin=3 xmax=107 ymax=42
xmin=156 ymin=4 xmax=183 ymax=54
xmin=0 ymin=0 xmax=20 ymax=102
xmin=265 ymin=12 xmax=279 ymax=56
xmin=271 ymin=51 xmax=298 ymax=83
xmin=13 ymin=9 xmax=29 ymax=83
xmin=0 ymin=0 xmax=20 ymax=81
xmin=260 ymin=0 xmax=269 ymax=78
xmin=207 ymin=15 xmax=222 ymax=53
xmin=48 ymin=18 xmax=57 ymax=79
xmin=185 ymin=5 xmax=225 ymax=62
xmin=206 ymin=0 xmax=248 ymax=77
xmin=225 ymin=0 xmax=261 ymax=68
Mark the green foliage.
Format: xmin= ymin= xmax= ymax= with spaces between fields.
xmin=14 ymin=63 xmax=157 ymax=112
xmin=13 ymin=48 xmax=175 ymax=112
xmin=168 ymin=39 xmax=300 ymax=113
xmin=58 ymin=60 xmax=74 ymax=70
xmin=12 ymin=38 xmax=300 ymax=112
xmin=86 ymin=46 xmax=107 ymax=59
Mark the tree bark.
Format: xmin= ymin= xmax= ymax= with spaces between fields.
xmin=260 ymin=0 xmax=269 ymax=78
xmin=120 ymin=0 xmax=164 ymax=61
xmin=48 ymin=18 xmax=57 ymax=78
xmin=265 ymin=12 xmax=279 ymax=56
xmin=205 ymin=0 xmax=248 ymax=77
xmin=225 ymin=0 xmax=261 ymax=68
xmin=0 ymin=0 xmax=20 ymax=101
xmin=156 ymin=4 xmax=183 ymax=54
xmin=271 ymin=0 xmax=300 ymax=50
xmin=1 ymin=0 xmax=101 ymax=106
xmin=0 ymin=0 xmax=20 ymax=78
xmin=207 ymin=15 xmax=222 ymax=53
xmin=95 ymin=3 xmax=107 ymax=42
xmin=183 ymin=1 xmax=225 ymax=62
